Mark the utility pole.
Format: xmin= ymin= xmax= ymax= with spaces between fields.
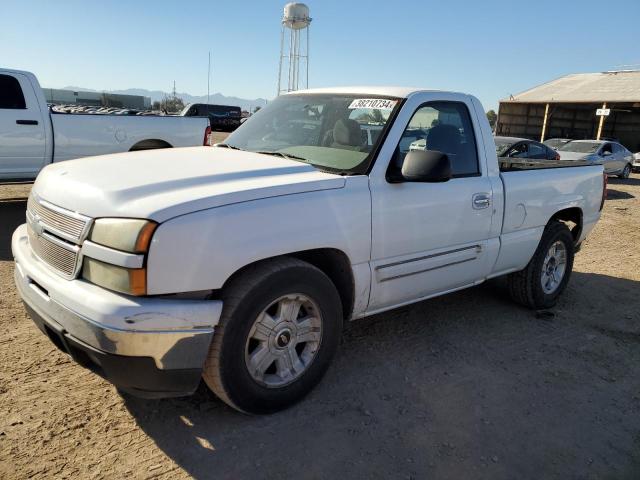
xmin=596 ymin=102 xmax=607 ymax=140
xmin=207 ymin=51 xmax=211 ymax=105
xmin=540 ymin=103 xmax=550 ymax=142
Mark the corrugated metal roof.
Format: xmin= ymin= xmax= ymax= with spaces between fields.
xmin=501 ymin=71 xmax=640 ymax=103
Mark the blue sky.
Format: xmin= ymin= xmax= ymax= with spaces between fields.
xmin=2 ymin=0 xmax=639 ymax=110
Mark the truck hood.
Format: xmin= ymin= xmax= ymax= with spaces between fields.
xmin=32 ymin=147 xmax=346 ymax=221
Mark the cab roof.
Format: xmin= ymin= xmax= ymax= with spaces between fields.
xmin=290 ymin=86 xmax=462 ymax=99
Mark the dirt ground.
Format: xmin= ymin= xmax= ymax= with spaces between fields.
xmin=1 ymin=168 xmax=639 ymax=479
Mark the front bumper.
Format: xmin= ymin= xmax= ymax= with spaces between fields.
xmin=12 ymin=224 xmax=222 ymax=398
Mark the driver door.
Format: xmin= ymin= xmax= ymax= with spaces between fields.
xmin=0 ymin=73 xmax=46 ymax=179
xmin=367 ymin=95 xmax=495 ymax=312
xmin=599 ymin=143 xmax=616 ymax=174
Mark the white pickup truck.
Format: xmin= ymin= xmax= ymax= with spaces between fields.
xmin=12 ymin=87 xmax=606 ymax=414
xmin=0 ymin=68 xmax=210 ymax=181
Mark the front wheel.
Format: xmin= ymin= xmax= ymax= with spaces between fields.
xmin=202 ymin=257 xmax=343 ymax=414
xmin=619 ymin=164 xmax=631 ymax=179
xmin=507 ymin=221 xmax=575 ymax=309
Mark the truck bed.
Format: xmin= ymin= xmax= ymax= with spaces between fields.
xmin=499 ymin=158 xmax=595 ymax=171
xmin=491 ymin=163 xmax=604 ymax=277
xmin=50 ymin=112 xmax=208 ymax=162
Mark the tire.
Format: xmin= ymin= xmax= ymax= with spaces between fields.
xmin=618 ymin=164 xmax=631 ymax=179
xmin=202 ymin=257 xmax=343 ymax=414
xmin=507 ymin=221 xmax=575 ymax=310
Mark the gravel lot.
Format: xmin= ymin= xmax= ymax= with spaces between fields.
xmin=1 ymin=167 xmax=639 ymax=479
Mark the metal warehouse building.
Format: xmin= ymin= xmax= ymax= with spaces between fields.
xmin=43 ymin=88 xmax=152 ymax=110
xmin=496 ymin=70 xmax=640 ymax=152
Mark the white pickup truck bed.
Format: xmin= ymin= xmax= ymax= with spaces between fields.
xmin=0 ymin=68 xmax=210 ymax=180
xmin=48 ymin=111 xmax=208 ymax=162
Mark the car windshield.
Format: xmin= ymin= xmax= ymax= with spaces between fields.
xmin=222 ymin=94 xmax=401 ymax=174
xmin=494 ymin=139 xmax=515 ymax=157
xmin=559 ymin=141 xmax=601 ymax=153
xmin=544 ymin=138 xmax=570 ymax=148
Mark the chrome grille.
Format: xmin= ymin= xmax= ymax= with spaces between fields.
xmin=27 ymin=195 xmax=90 ymax=243
xmin=27 ymin=225 xmax=80 ymax=278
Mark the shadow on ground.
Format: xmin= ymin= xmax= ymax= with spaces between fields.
xmin=123 ymin=272 xmax=640 ymax=480
xmin=608 ymin=175 xmax=640 ymax=187
xmin=606 ymin=188 xmax=635 ymax=200
xmin=0 ymin=199 xmax=26 ymax=261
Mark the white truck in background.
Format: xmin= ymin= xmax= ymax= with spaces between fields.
xmin=13 ymin=87 xmax=606 ymax=414
xmin=0 ymin=68 xmax=211 ymax=181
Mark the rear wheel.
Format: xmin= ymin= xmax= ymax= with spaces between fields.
xmin=202 ymin=257 xmax=343 ymax=414
xmin=619 ymin=164 xmax=631 ymax=179
xmin=507 ymin=221 xmax=575 ymax=309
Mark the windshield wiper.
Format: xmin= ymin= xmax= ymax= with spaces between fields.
xmin=216 ymin=143 xmax=244 ymax=150
xmin=255 ymin=151 xmax=309 ymax=162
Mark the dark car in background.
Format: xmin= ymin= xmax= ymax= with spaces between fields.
xmin=182 ymin=103 xmax=242 ymax=132
xmin=495 ymin=136 xmax=560 ymax=160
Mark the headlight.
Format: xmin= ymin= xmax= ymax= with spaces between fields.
xmin=89 ymin=218 xmax=156 ymax=253
xmin=82 ymin=218 xmax=157 ymax=295
xmin=82 ymin=258 xmax=146 ymax=296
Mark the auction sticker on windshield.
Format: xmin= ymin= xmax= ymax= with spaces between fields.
xmin=348 ymin=99 xmax=397 ymax=110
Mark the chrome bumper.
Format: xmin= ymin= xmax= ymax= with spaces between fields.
xmin=12 ymin=224 xmax=222 ymax=371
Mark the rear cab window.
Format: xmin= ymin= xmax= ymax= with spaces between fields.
xmin=0 ymin=74 xmax=26 ymax=109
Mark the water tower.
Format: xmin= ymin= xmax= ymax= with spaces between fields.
xmin=277 ymin=3 xmax=311 ymax=95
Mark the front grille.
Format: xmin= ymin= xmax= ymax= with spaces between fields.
xmin=27 ymin=195 xmax=90 ymax=243
xmin=27 ymin=225 xmax=80 ymax=278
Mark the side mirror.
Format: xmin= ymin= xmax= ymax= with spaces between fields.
xmin=401 ymin=150 xmax=452 ymax=182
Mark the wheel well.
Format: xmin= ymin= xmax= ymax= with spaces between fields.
xmin=289 ymin=249 xmax=355 ymax=321
xmin=220 ymin=249 xmax=355 ymax=321
xmin=129 ymin=139 xmax=172 ymax=151
xmin=550 ymin=207 xmax=583 ymax=242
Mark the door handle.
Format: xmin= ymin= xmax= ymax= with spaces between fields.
xmin=16 ymin=120 xmax=39 ymax=125
xmin=472 ymin=193 xmax=491 ymax=209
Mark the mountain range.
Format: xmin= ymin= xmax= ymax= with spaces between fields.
xmin=61 ymin=86 xmax=269 ymax=111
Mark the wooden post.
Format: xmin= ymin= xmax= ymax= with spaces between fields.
xmin=596 ymin=102 xmax=607 ymax=140
xmin=540 ymin=103 xmax=550 ymax=142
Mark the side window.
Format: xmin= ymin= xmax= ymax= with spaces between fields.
xmin=527 ymin=142 xmax=546 ymax=159
xmin=612 ymin=143 xmax=623 ymax=153
xmin=0 ymin=74 xmax=27 ymax=109
xmin=601 ymin=143 xmax=613 ymax=155
xmin=395 ymin=101 xmax=479 ymax=177
xmin=509 ymin=143 xmax=528 ymax=158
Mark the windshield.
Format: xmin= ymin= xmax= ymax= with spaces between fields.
xmin=544 ymin=138 xmax=571 ymax=148
xmin=222 ymin=94 xmax=401 ymax=174
xmin=559 ymin=141 xmax=600 ymax=153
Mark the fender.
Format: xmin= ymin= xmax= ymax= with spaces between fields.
xmin=146 ymin=176 xmax=372 ymax=297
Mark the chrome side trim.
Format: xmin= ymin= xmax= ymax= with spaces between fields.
xmin=81 ymin=241 xmax=144 ymax=269
xmin=376 ymin=245 xmax=481 ymax=282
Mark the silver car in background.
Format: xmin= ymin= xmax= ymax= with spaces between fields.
xmin=558 ymin=140 xmax=634 ymax=178
xmin=633 ymin=151 xmax=640 ymax=173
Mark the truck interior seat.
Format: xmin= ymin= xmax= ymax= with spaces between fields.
xmin=330 ymin=119 xmax=364 ymax=150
